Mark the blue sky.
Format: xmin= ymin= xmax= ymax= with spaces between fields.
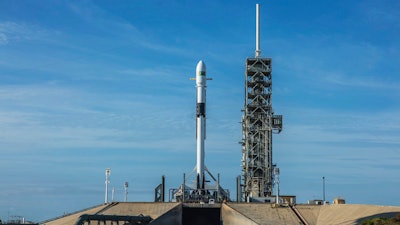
xmin=1 ymin=0 xmax=400 ymax=222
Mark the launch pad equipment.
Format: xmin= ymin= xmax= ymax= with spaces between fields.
xmin=240 ymin=4 xmax=283 ymax=202
xmin=172 ymin=60 xmax=230 ymax=203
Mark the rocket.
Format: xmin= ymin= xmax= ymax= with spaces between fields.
xmin=194 ymin=60 xmax=211 ymax=190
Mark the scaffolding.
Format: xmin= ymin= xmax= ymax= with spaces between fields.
xmin=240 ymin=4 xmax=283 ymax=202
xmin=241 ymin=57 xmax=282 ymax=201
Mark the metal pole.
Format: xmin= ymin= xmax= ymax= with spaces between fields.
xmin=161 ymin=175 xmax=165 ymax=202
xmin=112 ymin=187 xmax=115 ymax=202
xmin=217 ymin=173 xmax=220 ymax=201
xmin=255 ymin=4 xmax=261 ymax=57
xmin=183 ymin=173 xmax=186 ymax=203
xmin=276 ymin=176 xmax=280 ymax=204
xmin=323 ymin=176 xmax=326 ymax=203
xmin=105 ymin=168 xmax=110 ymax=204
xmin=124 ymin=182 xmax=128 ymax=202
xmin=236 ymin=175 xmax=241 ymax=203
xmin=274 ymin=167 xmax=280 ymax=204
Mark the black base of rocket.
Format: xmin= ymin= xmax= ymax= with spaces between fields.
xmin=196 ymin=173 xmax=205 ymax=190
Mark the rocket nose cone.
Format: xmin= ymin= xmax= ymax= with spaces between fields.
xmin=196 ymin=60 xmax=206 ymax=75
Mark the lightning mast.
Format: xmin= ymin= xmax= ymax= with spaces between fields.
xmin=240 ymin=4 xmax=283 ymax=202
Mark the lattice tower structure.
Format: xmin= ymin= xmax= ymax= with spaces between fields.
xmin=241 ymin=57 xmax=282 ymax=201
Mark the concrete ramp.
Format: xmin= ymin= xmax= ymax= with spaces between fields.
xmin=98 ymin=202 xmax=180 ymax=220
xmin=226 ymin=203 xmax=301 ymax=225
xmin=221 ymin=203 xmax=258 ymax=225
xmin=294 ymin=205 xmax=321 ymax=225
xmin=150 ymin=204 xmax=182 ymax=225
xmin=42 ymin=202 xmax=400 ymax=225
xmin=42 ymin=205 xmax=108 ymax=225
xmin=294 ymin=204 xmax=400 ymax=225
xmin=315 ymin=204 xmax=400 ymax=225
xmin=42 ymin=202 xmax=180 ymax=225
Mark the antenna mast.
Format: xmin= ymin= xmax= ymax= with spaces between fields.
xmin=255 ymin=3 xmax=261 ymax=57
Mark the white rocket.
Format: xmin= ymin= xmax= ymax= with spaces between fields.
xmin=173 ymin=60 xmax=229 ymax=202
xmin=194 ymin=60 xmax=211 ymax=190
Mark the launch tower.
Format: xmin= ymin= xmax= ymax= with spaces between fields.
xmin=240 ymin=4 xmax=283 ymax=202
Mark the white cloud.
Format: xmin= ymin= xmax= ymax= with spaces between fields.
xmin=0 ymin=32 xmax=7 ymax=45
xmin=66 ymin=1 xmax=190 ymax=57
xmin=281 ymin=107 xmax=400 ymax=141
xmin=275 ymin=106 xmax=400 ymax=189
xmin=0 ymin=21 xmax=56 ymax=45
xmin=0 ymin=83 xmax=196 ymax=153
xmin=0 ymin=22 xmax=26 ymax=44
xmin=360 ymin=0 xmax=400 ymax=29
xmin=323 ymin=72 xmax=400 ymax=90
xmin=272 ymin=30 xmax=399 ymax=95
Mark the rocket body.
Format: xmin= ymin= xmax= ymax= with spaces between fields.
xmin=195 ymin=60 xmax=207 ymax=189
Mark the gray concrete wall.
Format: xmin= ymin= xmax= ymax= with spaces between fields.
xmin=221 ymin=204 xmax=258 ymax=225
xmin=42 ymin=205 xmax=108 ymax=225
xmin=99 ymin=202 xmax=180 ymax=219
xmin=316 ymin=204 xmax=400 ymax=225
xmin=226 ymin=203 xmax=301 ymax=225
xmin=293 ymin=205 xmax=321 ymax=225
xmin=150 ymin=204 xmax=182 ymax=225
xmin=294 ymin=204 xmax=400 ymax=225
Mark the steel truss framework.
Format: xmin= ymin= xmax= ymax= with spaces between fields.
xmin=241 ymin=57 xmax=282 ymax=202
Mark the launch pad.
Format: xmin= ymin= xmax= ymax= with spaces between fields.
xmin=170 ymin=172 xmax=230 ymax=203
xmin=42 ymin=202 xmax=400 ymax=225
xmin=34 ymin=4 xmax=400 ymax=225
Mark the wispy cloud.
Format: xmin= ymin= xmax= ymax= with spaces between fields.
xmin=0 ymin=21 xmax=57 ymax=46
xmin=0 ymin=32 xmax=7 ymax=45
xmin=276 ymin=106 xmax=400 ymax=187
xmin=66 ymin=1 xmax=191 ymax=57
xmin=0 ymin=22 xmax=27 ymax=45
xmin=323 ymin=72 xmax=400 ymax=90
xmin=360 ymin=0 xmax=400 ymax=29
xmin=271 ymin=28 xmax=399 ymax=95
xmin=0 ymin=83 xmax=195 ymax=153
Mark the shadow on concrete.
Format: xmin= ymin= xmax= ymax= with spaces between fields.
xmin=182 ymin=206 xmax=220 ymax=225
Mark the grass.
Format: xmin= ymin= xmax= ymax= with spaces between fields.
xmin=361 ymin=214 xmax=400 ymax=225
